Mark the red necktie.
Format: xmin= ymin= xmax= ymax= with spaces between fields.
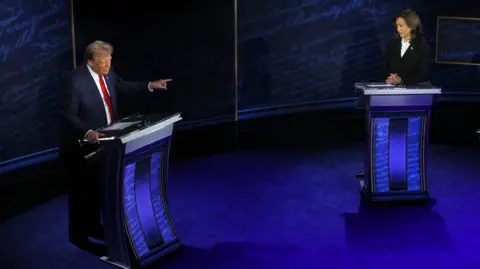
xmin=99 ymin=74 xmax=115 ymax=122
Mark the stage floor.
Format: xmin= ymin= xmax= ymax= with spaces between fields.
xmin=1 ymin=143 xmax=480 ymax=269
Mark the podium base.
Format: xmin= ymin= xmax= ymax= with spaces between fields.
xmin=100 ymin=240 xmax=183 ymax=269
xmin=100 ymin=256 xmax=129 ymax=269
xmin=360 ymin=182 xmax=430 ymax=203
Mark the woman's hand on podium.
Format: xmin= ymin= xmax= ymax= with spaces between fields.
xmin=386 ymin=73 xmax=402 ymax=84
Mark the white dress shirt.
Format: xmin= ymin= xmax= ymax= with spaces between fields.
xmin=400 ymin=40 xmax=410 ymax=58
xmin=86 ymin=64 xmax=113 ymax=125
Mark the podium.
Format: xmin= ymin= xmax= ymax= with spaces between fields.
xmin=83 ymin=113 xmax=183 ymax=269
xmin=355 ymin=83 xmax=441 ymax=202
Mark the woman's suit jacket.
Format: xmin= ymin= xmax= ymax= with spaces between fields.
xmin=384 ymin=36 xmax=430 ymax=85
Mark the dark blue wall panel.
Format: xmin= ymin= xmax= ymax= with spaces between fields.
xmin=238 ymin=0 xmax=480 ymax=110
xmin=436 ymin=17 xmax=480 ymax=65
xmin=2 ymin=0 xmax=480 ymax=165
xmin=0 ymin=0 xmax=72 ymax=162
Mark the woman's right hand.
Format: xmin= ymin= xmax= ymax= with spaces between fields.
xmin=386 ymin=73 xmax=400 ymax=84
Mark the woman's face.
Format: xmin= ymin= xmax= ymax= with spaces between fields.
xmin=396 ymin=17 xmax=412 ymax=39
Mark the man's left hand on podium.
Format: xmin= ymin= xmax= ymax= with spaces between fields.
xmin=149 ymin=79 xmax=172 ymax=90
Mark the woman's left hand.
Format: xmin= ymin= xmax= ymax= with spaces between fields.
xmin=387 ymin=73 xmax=402 ymax=84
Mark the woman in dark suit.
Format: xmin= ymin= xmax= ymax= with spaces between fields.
xmin=384 ymin=9 xmax=430 ymax=85
xmin=357 ymin=9 xmax=430 ymax=179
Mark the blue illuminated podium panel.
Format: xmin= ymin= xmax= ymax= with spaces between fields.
xmin=86 ymin=113 xmax=182 ymax=269
xmin=371 ymin=114 xmax=425 ymax=193
xmin=355 ymin=84 xmax=441 ymax=202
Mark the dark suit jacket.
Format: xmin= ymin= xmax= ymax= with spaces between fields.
xmin=60 ymin=64 xmax=148 ymax=146
xmin=384 ymin=36 xmax=430 ymax=85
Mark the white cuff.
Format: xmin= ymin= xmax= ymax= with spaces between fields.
xmin=84 ymin=130 xmax=93 ymax=139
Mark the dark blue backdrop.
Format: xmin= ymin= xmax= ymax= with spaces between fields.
xmin=0 ymin=0 xmax=72 ymax=162
xmin=1 ymin=0 xmax=480 ymax=167
xmin=237 ymin=0 xmax=480 ymax=110
xmin=73 ymin=0 xmax=236 ymax=124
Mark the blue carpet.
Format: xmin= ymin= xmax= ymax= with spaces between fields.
xmin=1 ymin=144 xmax=480 ymax=269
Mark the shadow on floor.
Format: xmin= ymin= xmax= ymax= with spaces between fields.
xmin=343 ymin=198 xmax=454 ymax=253
xmin=157 ymin=242 xmax=347 ymax=269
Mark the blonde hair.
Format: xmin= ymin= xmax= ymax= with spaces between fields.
xmin=84 ymin=40 xmax=114 ymax=61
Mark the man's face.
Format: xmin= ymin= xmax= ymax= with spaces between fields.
xmin=88 ymin=50 xmax=112 ymax=75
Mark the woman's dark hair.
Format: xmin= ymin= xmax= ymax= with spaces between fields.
xmin=395 ymin=9 xmax=424 ymax=39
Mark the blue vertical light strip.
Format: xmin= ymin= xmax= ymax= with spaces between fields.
xmin=373 ymin=118 xmax=390 ymax=193
xmin=407 ymin=116 xmax=423 ymax=191
xmin=134 ymin=158 xmax=165 ymax=249
xmin=123 ymin=163 xmax=149 ymax=258
xmin=150 ymin=152 xmax=176 ymax=243
xmin=388 ymin=118 xmax=408 ymax=190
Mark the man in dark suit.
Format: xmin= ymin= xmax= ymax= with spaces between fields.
xmin=59 ymin=40 xmax=170 ymax=249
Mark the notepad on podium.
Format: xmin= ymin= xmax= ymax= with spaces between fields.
xmin=101 ymin=121 xmax=141 ymax=131
xmin=365 ymin=83 xmax=394 ymax=88
xmin=357 ymin=82 xmax=441 ymax=95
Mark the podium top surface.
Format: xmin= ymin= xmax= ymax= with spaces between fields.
xmin=83 ymin=113 xmax=181 ymax=161
xmin=99 ymin=112 xmax=182 ymax=143
xmin=355 ymin=82 xmax=442 ymax=95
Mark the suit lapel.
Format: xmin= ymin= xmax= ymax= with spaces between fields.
xmin=395 ymin=40 xmax=403 ymax=60
xmin=81 ymin=65 xmax=108 ymax=124
xmin=104 ymin=72 xmax=118 ymax=117
xmin=400 ymin=39 xmax=417 ymax=60
xmin=403 ymin=43 xmax=414 ymax=59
